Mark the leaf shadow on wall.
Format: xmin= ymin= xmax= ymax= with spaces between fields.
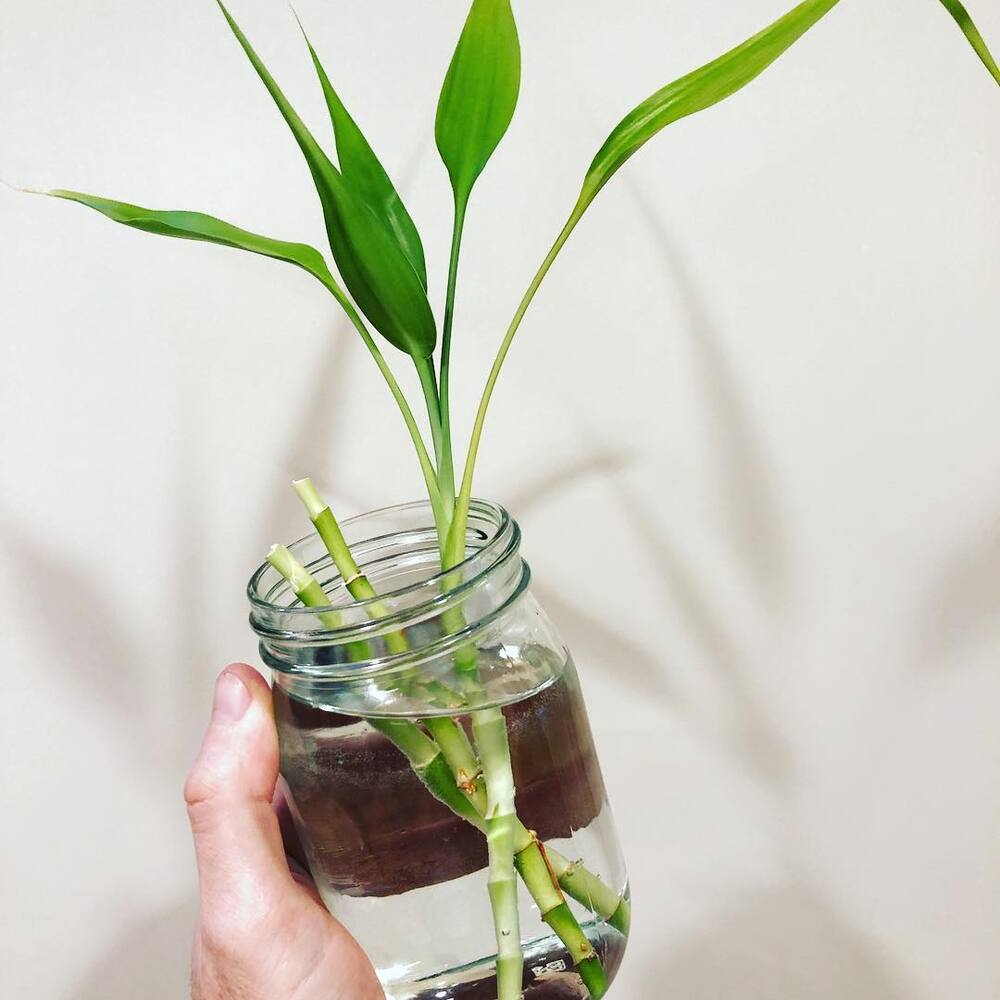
xmin=623 ymin=176 xmax=791 ymax=615
xmin=0 ymin=364 xmax=213 ymax=1000
xmin=257 ymin=320 xmax=362 ymax=540
xmin=593 ymin=182 xmax=907 ymax=995
xmin=910 ymin=507 xmax=1000 ymax=672
xmin=506 ymin=448 xmax=681 ymax=707
xmin=555 ymin=173 xmax=795 ymax=786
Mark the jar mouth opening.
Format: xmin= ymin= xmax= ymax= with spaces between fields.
xmin=246 ymin=498 xmax=517 ymax=643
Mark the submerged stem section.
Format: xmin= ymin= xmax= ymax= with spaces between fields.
xmin=513 ymin=836 xmax=607 ymax=998
xmin=472 ymin=706 xmax=523 ymax=1000
xmin=267 ymin=529 xmax=624 ymax=995
xmin=545 ymin=842 xmax=631 ymax=938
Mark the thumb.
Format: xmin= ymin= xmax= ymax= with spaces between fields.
xmin=185 ymin=664 xmax=290 ymax=925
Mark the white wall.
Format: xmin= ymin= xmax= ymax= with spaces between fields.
xmin=2 ymin=1 xmax=998 ymax=997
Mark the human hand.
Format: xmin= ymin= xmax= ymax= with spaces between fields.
xmin=185 ymin=663 xmax=384 ymax=1000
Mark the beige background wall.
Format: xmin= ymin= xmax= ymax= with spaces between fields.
xmin=2 ymin=1 xmax=999 ymax=997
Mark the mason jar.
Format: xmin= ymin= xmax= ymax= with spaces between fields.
xmin=248 ymin=499 xmax=630 ymax=1000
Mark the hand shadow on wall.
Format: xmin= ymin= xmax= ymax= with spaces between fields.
xmin=73 ymin=899 xmax=199 ymax=1000
xmin=0 ymin=507 xmax=157 ymax=757
xmin=0 ymin=382 xmax=210 ymax=1000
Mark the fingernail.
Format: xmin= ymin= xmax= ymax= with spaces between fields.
xmin=213 ymin=670 xmax=251 ymax=723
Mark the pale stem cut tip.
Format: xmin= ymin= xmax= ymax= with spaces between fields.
xmin=292 ymin=477 xmax=327 ymax=520
xmin=266 ymin=542 xmax=315 ymax=595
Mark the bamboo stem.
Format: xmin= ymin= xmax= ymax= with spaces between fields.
xmin=472 ymin=706 xmax=523 ymax=1000
xmin=266 ymin=544 xmax=368 ymax=660
xmin=414 ymin=356 xmax=455 ymax=528
xmin=292 ymin=478 xmax=480 ymax=780
xmin=436 ymin=193 xmax=467 ymax=517
xmin=266 ymin=542 xmax=484 ymax=828
xmin=312 ymin=280 xmax=447 ymax=538
xmin=544 ymin=843 xmax=631 ymax=937
xmin=373 ymin=719 xmax=486 ymax=831
xmin=293 ymin=478 xmax=408 ymax=653
xmin=446 ymin=203 xmax=586 ymax=570
xmin=266 ymin=542 xmax=623 ymax=996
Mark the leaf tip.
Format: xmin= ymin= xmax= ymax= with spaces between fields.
xmin=0 ymin=178 xmax=49 ymax=197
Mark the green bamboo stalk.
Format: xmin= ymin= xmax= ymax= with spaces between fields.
xmin=414 ymin=356 xmax=456 ymax=528
xmin=445 ymin=210 xmax=582 ymax=572
xmin=267 ymin=541 xmax=620 ymax=994
xmin=292 ymin=478 xmax=481 ymax=784
xmin=293 ymin=478 xmax=408 ymax=652
xmin=544 ymin=842 xmax=631 ymax=937
xmin=436 ymin=195 xmax=467 ymax=518
xmin=419 ymin=550 xmax=619 ymax=988
xmin=266 ymin=544 xmax=368 ymax=661
xmin=315 ymin=284 xmax=447 ymax=539
xmin=471 ymin=706 xmax=523 ymax=1000
xmin=459 ymin=766 xmax=620 ymax=989
xmin=513 ymin=821 xmax=629 ymax=937
xmin=266 ymin=542 xmax=484 ymax=828
xmin=372 ymin=718 xmax=486 ymax=830
xmin=435 ymin=523 xmax=611 ymax=989
xmin=513 ymin=838 xmax=606 ymax=998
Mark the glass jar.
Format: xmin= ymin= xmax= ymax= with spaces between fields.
xmin=248 ymin=500 xmax=630 ymax=1000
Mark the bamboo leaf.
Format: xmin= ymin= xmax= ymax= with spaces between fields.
xmin=435 ymin=0 xmax=521 ymax=206
xmin=581 ymin=0 xmax=841 ymax=206
xmin=937 ymin=0 xmax=1000 ymax=86
xmin=215 ymin=0 xmax=436 ymax=358
xmin=294 ymin=12 xmax=428 ymax=288
xmin=47 ymin=189 xmax=340 ymax=292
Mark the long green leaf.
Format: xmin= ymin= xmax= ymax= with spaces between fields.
xmin=215 ymin=0 xmax=435 ymax=358
xmin=293 ymin=12 xmax=428 ymax=288
xmin=435 ymin=0 xmax=521 ymax=205
xmin=47 ymin=189 xmax=340 ymax=292
xmin=937 ymin=0 xmax=1000 ymax=86
xmin=40 ymin=188 xmax=444 ymax=537
xmin=581 ymin=0 xmax=840 ymax=205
